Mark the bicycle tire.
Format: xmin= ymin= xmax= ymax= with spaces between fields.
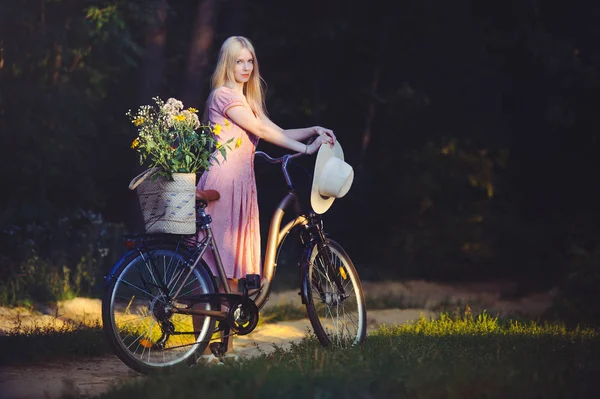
xmin=102 ymin=246 xmax=217 ymax=374
xmin=302 ymin=239 xmax=367 ymax=347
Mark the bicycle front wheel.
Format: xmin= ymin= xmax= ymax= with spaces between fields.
xmin=303 ymin=239 xmax=367 ymax=347
xmin=102 ymin=248 xmax=216 ymax=374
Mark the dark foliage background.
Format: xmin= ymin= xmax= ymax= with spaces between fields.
xmin=1 ymin=0 xmax=599 ymax=319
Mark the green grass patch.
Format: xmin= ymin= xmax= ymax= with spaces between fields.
xmin=92 ymin=311 xmax=600 ymax=399
xmin=0 ymin=302 xmax=306 ymax=367
xmin=259 ymin=303 xmax=308 ymax=324
xmin=0 ymin=303 xmax=306 ymax=367
xmin=0 ymin=321 xmax=111 ymax=365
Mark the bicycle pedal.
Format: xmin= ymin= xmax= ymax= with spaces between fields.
xmin=239 ymin=274 xmax=261 ymax=290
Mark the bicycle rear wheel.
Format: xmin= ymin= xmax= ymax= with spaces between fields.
xmin=303 ymin=239 xmax=367 ymax=347
xmin=102 ymin=247 xmax=216 ymax=374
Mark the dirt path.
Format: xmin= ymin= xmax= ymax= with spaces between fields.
xmin=0 ymin=309 xmax=434 ymax=399
xmin=0 ymin=280 xmax=553 ymax=399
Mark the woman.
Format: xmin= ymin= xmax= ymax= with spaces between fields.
xmin=198 ymin=36 xmax=335 ymax=289
xmin=195 ymin=36 xmax=335 ymax=356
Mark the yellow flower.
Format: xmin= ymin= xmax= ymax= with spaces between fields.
xmin=215 ymin=142 xmax=222 ymax=149
xmin=213 ymin=123 xmax=222 ymax=136
xmin=224 ymin=119 xmax=231 ymax=129
xmin=130 ymin=137 xmax=140 ymax=149
xmin=235 ymin=137 xmax=242 ymax=149
xmin=187 ymin=107 xmax=198 ymax=113
xmin=174 ymin=114 xmax=186 ymax=122
xmin=133 ymin=117 xmax=145 ymax=126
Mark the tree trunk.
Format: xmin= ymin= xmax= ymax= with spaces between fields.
xmin=138 ymin=0 xmax=168 ymax=103
xmin=130 ymin=0 xmax=169 ymax=233
xmin=180 ymin=0 xmax=218 ymax=108
xmin=360 ymin=66 xmax=379 ymax=164
xmin=51 ymin=42 xmax=63 ymax=84
xmin=0 ymin=40 xmax=4 ymax=71
xmin=360 ymin=21 xmax=390 ymax=165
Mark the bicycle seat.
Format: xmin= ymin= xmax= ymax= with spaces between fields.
xmin=196 ymin=189 xmax=220 ymax=203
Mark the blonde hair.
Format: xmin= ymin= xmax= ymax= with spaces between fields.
xmin=210 ymin=36 xmax=266 ymax=118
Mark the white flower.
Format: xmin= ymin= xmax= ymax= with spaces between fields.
xmin=162 ymin=103 xmax=175 ymax=116
xmin=182 ymin=110 xmax=200 ymax=129
xmin=165 ymin=98 xmax=184 ymax=112
xmin=165 ymin=113 xmax=175 ymax=128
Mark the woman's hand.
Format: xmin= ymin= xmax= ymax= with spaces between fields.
xmin=313 ymin=126 xmax=336 ymax=146
xmin=306 ymin=134 xmax=331 ymax=155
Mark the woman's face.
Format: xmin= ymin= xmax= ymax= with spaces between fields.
xmin=233 ymin=48 xmax=254 ymax=84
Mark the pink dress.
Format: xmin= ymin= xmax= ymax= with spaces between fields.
xmin=196 ymin=86 xmax=261 ymax=279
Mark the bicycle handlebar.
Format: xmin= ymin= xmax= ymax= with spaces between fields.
xmin=254 ymin=151 xmax=305 ymax=189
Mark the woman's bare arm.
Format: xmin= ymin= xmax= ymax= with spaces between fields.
xmin=226 ymin=105 xmax=331 ymax=154
xmin=262 ymin=116 xmax=336 ymax=143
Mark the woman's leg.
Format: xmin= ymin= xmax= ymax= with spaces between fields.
xmin=223 ymin=278 xmax=239 ymax=352
xmin=197 ymin=277 xmax=238 ymax=355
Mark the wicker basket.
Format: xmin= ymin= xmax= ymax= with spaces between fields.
xmin=129 ymin=168 xmax=197 ymax=234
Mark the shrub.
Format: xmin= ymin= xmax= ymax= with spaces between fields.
xmin=547 ymin=244 xmax=600 ymax=327
xmin=0 ymin=209 xmax=127 ymax=306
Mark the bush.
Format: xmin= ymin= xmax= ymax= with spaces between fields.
xmin=547 ymin=244 xmax=600 ymax=327
xmin=0 ymin=209 xmax=127 ymax=306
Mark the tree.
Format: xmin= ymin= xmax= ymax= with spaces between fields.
xmin=180 ymin=0 xmax=218 ymax=108
xmin=138 ymin=0 xmax=169 ymax=103
xmin=0 ymin=0 xmax=150 ymax=223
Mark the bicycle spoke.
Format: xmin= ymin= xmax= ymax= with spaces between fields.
xmin=168 ymin=267 xmax=186 ymax=297
xmin=163 ymin=254 xmax=179 ymax=292
xmin=177 ymin=277 xmax=201 ymax=298
xmin=105 ymin=249 xmax=216 ymax=371
xmin=306 ymin=241 xmax=366 ymax=347
xmin=119 ymin=279 xmax=159 ymax=302
xmin=140 ymin=253 xmax=162 ymax=290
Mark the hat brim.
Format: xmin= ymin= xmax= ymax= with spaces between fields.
xmin=310 ymin=141 xmax=344 ymax=214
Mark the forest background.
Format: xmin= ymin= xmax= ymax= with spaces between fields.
xmin=1 ymin=0 xmax=599 ymax=325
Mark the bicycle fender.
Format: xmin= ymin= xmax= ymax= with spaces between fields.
xmin=103 ymin=249 xmax=139 ymax=288
xmin=299 ymin=242 xmax=316 ymax=305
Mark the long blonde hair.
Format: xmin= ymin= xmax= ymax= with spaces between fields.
xmin=210 ymin=36 xmax=266 ymax=118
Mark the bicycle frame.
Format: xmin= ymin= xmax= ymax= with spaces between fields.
xmin=191 ymin=183 xmax=310 ymax=310
xmin=182 ymin=151 xmax=323 ymax=313
xmin=168 ymin=190 xmax=308 ymax=314
xmin=107 ymin=151 xmax=330 ymax=320
xmin=101 ymin=149 xmax=365 ymax=369
xmin=254 ymin=191 xmax=309 ymax=308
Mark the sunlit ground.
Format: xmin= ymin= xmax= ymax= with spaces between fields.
xmin=1 ymin=294 xmax=598 ymax=399
xmin=95 ymin=311 xmax=599 ymax=399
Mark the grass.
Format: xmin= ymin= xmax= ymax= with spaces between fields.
xmin=260 ymin=302 xmax=308 ymax=324
xmin=260 ymin=292 xmax=429 ymax=326
xmin=0 ymin=302 xmax=307 ymax=367
xmin=260 ymin=291 xmax=466 ymax=324
xmin=0 ymin=320 xmax=111 ymax=366
xmin=0 ymin=302 xmax=308 ymax=367
xmin=0 ymin=296 xmax=533 ymax=368
xmin=84 ymin=309 xmax=600 ymax=399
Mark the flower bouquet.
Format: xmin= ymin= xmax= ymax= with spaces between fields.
xmin=127 ymin=97 xmax=231 ymax=234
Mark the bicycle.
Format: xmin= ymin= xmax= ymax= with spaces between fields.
xmin=102 ymin=150 xmax=367 ymax=374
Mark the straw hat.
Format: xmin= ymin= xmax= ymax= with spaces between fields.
xmin=310 ymin=140 xmax=354 ymax=214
